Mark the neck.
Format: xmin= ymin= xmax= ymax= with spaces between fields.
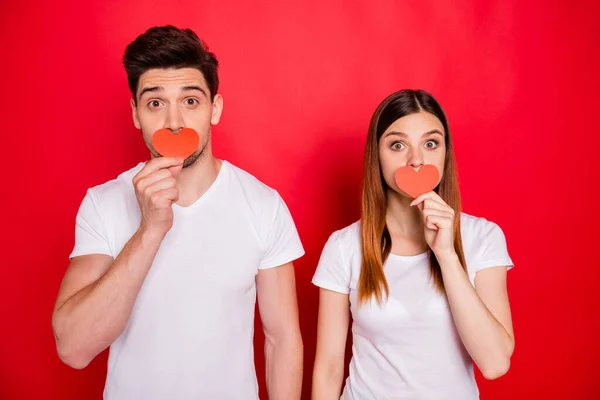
xmin=385 ymin=189 xmax=424 ymax=237
xmin=175 ymin=147 xmax=221 ymax=207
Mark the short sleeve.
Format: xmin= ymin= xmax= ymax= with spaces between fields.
xmin=69 ymin=188 xmax=113 ymax=259
xmin=258 ymin=191 xmax=305 ymax=269
xmin=311 ymin=231 xmax=351 ymax=294
xmin=473 ymin=221 xmax=514 ymax=273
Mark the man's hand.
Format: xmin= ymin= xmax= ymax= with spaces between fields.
xmin=133 ymin=157 xmax=183 ymax=237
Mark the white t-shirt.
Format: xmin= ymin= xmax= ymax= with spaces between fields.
xmin=312 ymin=213 xmax=514 ymax=400
xmin=70 ymin=160 xmax=305 ymax=400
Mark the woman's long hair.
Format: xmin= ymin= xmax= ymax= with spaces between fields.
xmin=358 ymin=89 xmax=467 ymax=306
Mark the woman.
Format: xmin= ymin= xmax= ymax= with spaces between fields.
xmin=311 ymin=89 xmax=515 ymax=400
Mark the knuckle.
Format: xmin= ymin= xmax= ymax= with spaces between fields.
xmin=151 ymin=193 xmax=162 ymax=204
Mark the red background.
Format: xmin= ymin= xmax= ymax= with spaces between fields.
xmin=1 ymin=1 xmax=599 ymax=399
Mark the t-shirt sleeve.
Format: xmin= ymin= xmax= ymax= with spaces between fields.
xmin=473 ymin=221 xmax=514 ymax=273
xmin=258 ymin=191 xmax=305 ymax=270
xmin=311 ymin=231 xmax=351 ymax=294
xmin=69 ymin=188 xmax=113 ymax=259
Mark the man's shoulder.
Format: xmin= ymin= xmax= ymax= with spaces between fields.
xmin=87 ymin=162 xmax=144 ymax=201
xmin=224 ymin=160 xmax=280 ymax=200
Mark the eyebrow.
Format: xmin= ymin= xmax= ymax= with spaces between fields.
xmin=138 ymin=85 xmax=207 ymax=99
xmin=138 ymin=86 xmax=162 ymax=99
xmin=383 ymin=129 xmax=444 ymax=139
xmin=181 ymin=85 xmax=207 ymax=96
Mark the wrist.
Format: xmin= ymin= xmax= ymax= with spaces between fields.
xmin=137 ymin=224 xmax=167 ymax=245
xmin=434 ymin=249 xmax=459 ymax=265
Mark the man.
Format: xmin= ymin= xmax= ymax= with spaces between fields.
xmin=52 ymin=25 xmax=305 ymax=399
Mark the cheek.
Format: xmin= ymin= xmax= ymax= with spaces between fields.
xmin=429 ymin=148 xmax=446 ymax=183
xmin=138 ymin=108 xmax=159 ymax=124
xmin=185 ymin=106 xmax=213 ymax=127
xmin=137 ymin=114 xmax=162 ymax=141
xmin=142 ymin=122 xmax=160 ymax=136
xmin=378 ymin=149 xmax=401 ymax=187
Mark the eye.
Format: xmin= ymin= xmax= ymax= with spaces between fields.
xmin=148 ymin=100 xmax=162 ymax=108
xmin=185 ymin=98 xmax=199 ymax=106
xmin=391 ymin=141 xmax=405 ymax=150
xmin=424 ymin=140 xmax=439 ymax=149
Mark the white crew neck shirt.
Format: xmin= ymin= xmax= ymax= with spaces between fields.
xmin=70 ymin=160 xmax=305 ymax=399
xmin=312 ymin=214 xmax=513 ymax=400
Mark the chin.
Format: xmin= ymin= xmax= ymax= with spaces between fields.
xmin=183 ymin=151 xmax=202 ymax=168
xmin=387 ymin=186 xmax=412 ymax=200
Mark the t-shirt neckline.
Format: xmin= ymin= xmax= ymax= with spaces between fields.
xmin=172 ymin=159 xmax=229 ymax=215
xmin=387 ymin=251 xmax=430 ymax=262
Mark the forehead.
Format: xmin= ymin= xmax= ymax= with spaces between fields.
xmin=137 ymin=68 xmax=208 ymax=94
xmin=384 ymin=112 xmax=444 ymax=136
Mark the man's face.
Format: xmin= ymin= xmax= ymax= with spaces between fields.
xmin=131 ymin=67 xmax=223 ymax=167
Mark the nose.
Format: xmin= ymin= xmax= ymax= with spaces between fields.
xmin=165 ymin=104 xmax=185 ymax=133
xmin=407 ymin=147 xmax=424 ymax=170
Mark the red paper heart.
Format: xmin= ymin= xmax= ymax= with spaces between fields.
xmin=394 ymin=165 xmax=440 ymax=198
xmin=151 ymin=128 xmax=199 ymax=159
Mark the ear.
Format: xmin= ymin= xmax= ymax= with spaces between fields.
xmin=210 ymin=94 xmax=224 ymax=125
xmin=131 ymin=98 xmax=141 ymax=129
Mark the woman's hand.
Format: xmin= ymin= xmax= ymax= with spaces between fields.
xmin=410 ymin=191 xmax=457 ymax=260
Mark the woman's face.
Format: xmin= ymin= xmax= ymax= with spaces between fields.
xmin=378 ymin=111 xmax=446 ymax=198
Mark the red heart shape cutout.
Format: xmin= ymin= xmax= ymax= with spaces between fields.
xmin=394 ymin=165 xmax=440 ymax=198
xmin=151 ymin=128 xmax=200 ymax=159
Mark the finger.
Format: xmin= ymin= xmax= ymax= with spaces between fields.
xmin=426 ymin=220 xmax=439 ymax=230
xmin=135 ymin=156 xmax=184 ymax=182
xmin=410 ymin=191 xmax=436 ymax=207
xmin=425 ymin=215 xmax=453 ymax=231
xmin=168 ymin=163 xmax=183 ymax=178
xmin=422 ymin=208 xmax=454 ymax=219
xmin=135 ymin=169 xmax=173 ymax=191
xmin=413 ymin=196 xmax=446 ymax=212
xmin=422 ymin=198 xmax=450 ymax=212
xmin=150 ymin=187 xmax=179 ymax=207
xmin=145 ymin=176 xmax=177 ymax=197
xmin=410 ymin=191 xmax=446 ymax=207
xmin=160 ymin=187 xmax=179 ymax=202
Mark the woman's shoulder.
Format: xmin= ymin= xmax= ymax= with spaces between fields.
xmin=459 ymin=212 xmax=513 ymax=275
xmin=326 ymin=220 xmax=362 ymax=248
xmin=312 ymin=220 xmax=362 ymax=292
xmin=319 ymin=220 xmax=363 ymax=268
xmin=459 ymin=212 xmax=505 ymax=240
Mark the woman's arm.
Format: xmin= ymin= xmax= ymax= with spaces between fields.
xmin=312 ymin=288 xmax=351 ymax=399
xmin=411 ymin=191 xmax=515 ymax=379
xmin=438 ymin=254 xmax=514 ymax=379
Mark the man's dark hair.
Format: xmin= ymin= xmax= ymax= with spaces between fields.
xmin=123 ymin=25 xmax=219 ymax=103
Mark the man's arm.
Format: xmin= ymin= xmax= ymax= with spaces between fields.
xmin=52 ymin=228 xmax=164 ymax=368
xmin=52 ymin=156 xmax=182 ymax=368
xmin=256 ymin=262 xmax=304 ymax=400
